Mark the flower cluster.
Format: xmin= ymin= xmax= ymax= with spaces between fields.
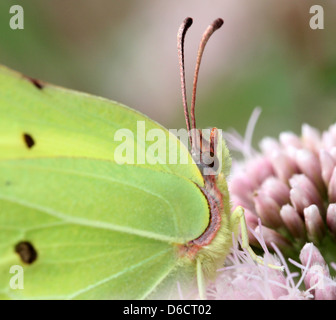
xmin=208 ymin=234 xmax=336 ymax=299
xmin=221 ymin=110 xmax=336 ymax=299
xmin=228 ymin=122 xmax=336 ymax=251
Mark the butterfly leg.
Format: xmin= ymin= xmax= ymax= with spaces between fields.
xmin=230 ymin=206 xmax=284 ymax=271
xmin=196 ymin=258 xmax=206 ymax=300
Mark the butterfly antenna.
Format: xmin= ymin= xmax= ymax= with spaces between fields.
xmin=177 ymin=17 xmax=193 ymax=147
xmin=190 ymin=18 xmax=224 ymax=131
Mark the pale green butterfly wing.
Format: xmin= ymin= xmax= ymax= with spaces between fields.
xmin=0 ymin=159 xmax=208 ymax=299
xmin=0 ymin=65 xmax=209 ymax=299
xmin=0 ymin=65 xmax=203 ymax=185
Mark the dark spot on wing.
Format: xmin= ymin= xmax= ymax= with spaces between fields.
xmin=26 ymin=76 xmax=44 ymax=90
xmin=5 ymin=181 xmax=11 ymax=186
xmin=15 ymin=241 xmax=38 ymax=264
xmin=23 ymin=133 xmax=35 ymax=149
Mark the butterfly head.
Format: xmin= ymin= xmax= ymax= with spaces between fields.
xmin=177 ymin=17 xmax=225 ymax=180
xmin=177 ymin=18 xmax=233 ymax=262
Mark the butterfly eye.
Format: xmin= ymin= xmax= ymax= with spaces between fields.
xmin=197 ymin=151 xmax=220 ymax=176
xmin=202 ymin=151 xmax=215 ymax=167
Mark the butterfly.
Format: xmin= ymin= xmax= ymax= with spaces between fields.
xmin=0 ymin=17 xmax=280 ymax=300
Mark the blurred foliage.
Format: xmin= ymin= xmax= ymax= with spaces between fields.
xmin=0 ymin=0 xmax=335 ymax=149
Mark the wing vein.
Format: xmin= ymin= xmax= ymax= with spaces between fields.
xmin=67 ymin=247 xmax=173 ymax=300
xmin=0 ymin=195 xmax=176 ymax=242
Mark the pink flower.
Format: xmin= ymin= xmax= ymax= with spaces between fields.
xmin=220 ymin=110 xmax=336 ymax=300
xmin=206 ymin=224 xmax=311 ymax=300
xmin=206 ymin=223 xmax=336 ymax=300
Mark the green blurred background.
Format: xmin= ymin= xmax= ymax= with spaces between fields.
xmin=0 ymin=0 xmax=335 ymax=147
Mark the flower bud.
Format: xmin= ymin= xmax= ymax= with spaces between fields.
xmin=246 ymin=157 xmax=274 ymax=186
xmin=296 ymin=149 xmax=324 ymax=192
xmin=329 ymin=124 xmax=336 ymax=144
xmin=289 ymin=188 xmax=309 ymax=215
xmin=259 ymin=177 xmax=290 ymax=207
xmin=330 ymin=147 xmax=336 ymax=161
xmin=259 ymin=137 xmax=281 ymax=155
xmin=303 ymin=205 xmax=325 ymax=243
xmin=322 ymin=130 xmax=335 ymax=151
xmin=279 ymin=131 xmax=302 ymax=149
xmin=326 ymin=203 xmax=336 ymax=236
xmin=299 ymin=243 xmax=336 ymax=300
xmin=319 ymin=149 xmax=336 ymax=187
xmin=270 ymin=151 xmax=299 ymax=183
xmin=306 ymin=265 xmax=336 ymax=300
xmin=302 ymin=124 xmax=321 ymax=154
xmin=289 ymin=174 xmax=324 ymax=215
xmin=299 ymin=243 xmax=325 ymax=266
xmin=280 ymin=204 xmax=305 ymax=239
xmin=328 ymin=167 xmax=336 ymax=203
xmin=230 ymin=174 xmax=256 ymax=206
xmin=254 ymin=192 xmax=283 ymax=228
